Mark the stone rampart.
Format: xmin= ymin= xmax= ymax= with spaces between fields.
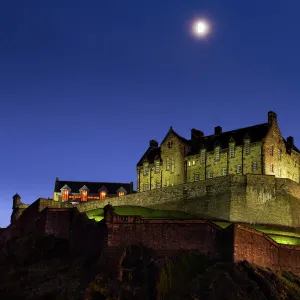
xmin=77 ymin=174 xmax=300 ymax=228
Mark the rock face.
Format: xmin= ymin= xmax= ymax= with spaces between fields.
xmin=1 ymin=233 xmax=300 ymax=300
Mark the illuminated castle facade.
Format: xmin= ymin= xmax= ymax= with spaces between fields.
xmin=137 ymin=111 xmax=300 ymax=192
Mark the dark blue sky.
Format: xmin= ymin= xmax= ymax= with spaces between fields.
xmin=1 ymin=0 xmax=300 ymax=227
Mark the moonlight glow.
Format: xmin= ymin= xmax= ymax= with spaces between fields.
xmin=193 ymin=19 xmax=210 ymax=38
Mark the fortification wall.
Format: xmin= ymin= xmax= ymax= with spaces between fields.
xmin=78 ymin=175 xmax=233 ymax=221
xmin=233 ymin=225 xmax=300 ymax=275
xmin=106 ymin=218 xmax=223 ymax=260
xmin=77 ymin=174 xmax=300 ymax=228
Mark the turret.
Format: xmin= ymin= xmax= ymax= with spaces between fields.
xmin=12 ymin=193 xmax=21 ymax=209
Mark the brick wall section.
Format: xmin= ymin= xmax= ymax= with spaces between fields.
xmin=104 ymin=205 xmax=224 ymax=260
xmin=233 ymin=224 xmax=300 ymax=275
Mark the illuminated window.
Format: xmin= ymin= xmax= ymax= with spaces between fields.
xmin=236 ymin=164 xmax=242 ymax=174
xmin=194 ymin=173 xmax=199 ymax=182
xmin=278 ymin=149 xmax=281 ymax=161
xmin=270 ymin=146 xmax=274 ymax=156
xmin=229 ymin=144 xmax=235 ymax=158
xmin=171 ymin=157 xmax=175 ymax=173
xmin=252 ymin=161 xmax=257 ymax=171
xmin=188 ymin=160 xmax=191 ymax=167
xmin=245 ymin=141 xmax=250 ymax=155
xmin=81 ymin=190 xmax=88 ymax=201
xmin=100 ymin=191 xmax=106 ymax=200
xmin=222 ymin=168 xmax=227 ymax=176
xmin=215 ymin=147 xmax=220 ymax=161
xmin=192 ymin=160 xmax=196 ymax=166
xmin=62 ymin=189 xmax=69 ymax=201
xmin=166 ymin=158 xmax=170 ymax=171
xmin=155 ymin=161 xmax=160 ymax=173
xmin=118 ymin=191 xmax=125 ymax=196
xmin=200 ymin=150 xmax=205 ymax=164
xmin=143 ymin=164 xmax=148 ymax=176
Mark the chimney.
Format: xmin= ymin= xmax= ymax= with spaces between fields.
xmin=191 ymin=128 xmax=204 ymax=139
xmin=268 ymin=111 xmax=277 ymax=126
xmin=214 ymin=126 xmax=222 ymax=135
xmin=287 ymin=136 xmax=294 ymax=146
xmin=149 ymin=140 xmax=158 ymax=148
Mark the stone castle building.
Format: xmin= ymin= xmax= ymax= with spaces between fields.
xmin=137 ymin=111 xmax=300 ymax=192
xmin=53 ymin=179 xmax=134 ymax=203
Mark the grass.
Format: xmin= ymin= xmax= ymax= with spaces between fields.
xmin=86 ymin=206 xmax=300 ymax=245
xmin=86 ymin=205 xmax=202 ymax=222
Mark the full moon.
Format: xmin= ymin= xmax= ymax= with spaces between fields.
xmin=193 ymin=20 xmax=210 ymax=38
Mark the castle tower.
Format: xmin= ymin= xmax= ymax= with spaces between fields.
xmin=11 ymin=193 xmax=28 ymax=224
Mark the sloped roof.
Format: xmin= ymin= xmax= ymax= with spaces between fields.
xmin=137 ymin=146 xmax=161 ymax=167
xmin=161 ymin=126 xmax=189 ymax=145
xmin=187 ymin=123 xmax=270 ymax=155
xmin=54 ymin=180 xmax=133 ymax=194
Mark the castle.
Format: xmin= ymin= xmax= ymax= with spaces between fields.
xmin=137 ymin=111 xmax=299 ymax=191
xmin=3 ymin=110 xmax=300 ymax=279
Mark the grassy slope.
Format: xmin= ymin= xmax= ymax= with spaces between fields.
xmin=86 ymin=206 xmax=300 ymax=245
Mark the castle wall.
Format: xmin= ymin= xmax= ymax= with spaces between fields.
xmin=233 ymin=224 xmax=300 ymax=275
xmin=106 ymin=218 xmax=223 ymax=260
xmin=77 ymin=174 xmax=300 ymax=227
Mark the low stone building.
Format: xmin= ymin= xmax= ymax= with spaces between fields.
xmin=53 ymin=179 xmax=134 ymax=203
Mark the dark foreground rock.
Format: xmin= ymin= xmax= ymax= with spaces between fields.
xmin=1 ymin=234 xmax=300 ymax=299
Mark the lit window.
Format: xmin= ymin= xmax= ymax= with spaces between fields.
xmin=81 ymin=190 xmax=88 ymax=201
xmin=270 ymin=146 xmax=274 ymax=156
xmin=188 ymin=161 xmax=191 ymax=167
xmin=100 ymin=191 xmax=106 ymax=200
xmin=118 ymin=191 xmax=125 ymax=196
xmin=200 ymin=150 xmax=205 ymax=164
xmin=236 ymin=165 xmax=242 ymax=174
xmin=229 ymin=144 xmax=235 ymax=158
xmin=155 ymin=161 xmax=160 ymax=173
xmin=143 ymin=164 xmax=149 ymax=176
xmin=171 ymin=157 xmax=175 ymax=173
xmin=222 ymin=168 xmax=227 ymax=176
xmin=278 ymin=168 xmax=281 ymax=177
xmin=245 ymin=141 xmax=250 ymax=155
xmin=270 ymin=164 xmax=274 ymax=173
xmin=62 ymin=190 xmax=69 ymax=201
xmin=166 ymin=158 xmax=170 ymax=171
xmin=252 ymin=161 xmax=257 ymax=171
xmin=156 ymin=180 xmax=161 ymax=189
xmin=278 ymin=149 xmax=281 ymax=161
xmin=194 ymin=173 xmax=199 ymax=182
xmin=215 ymin=147 xmax=220 ymax=161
